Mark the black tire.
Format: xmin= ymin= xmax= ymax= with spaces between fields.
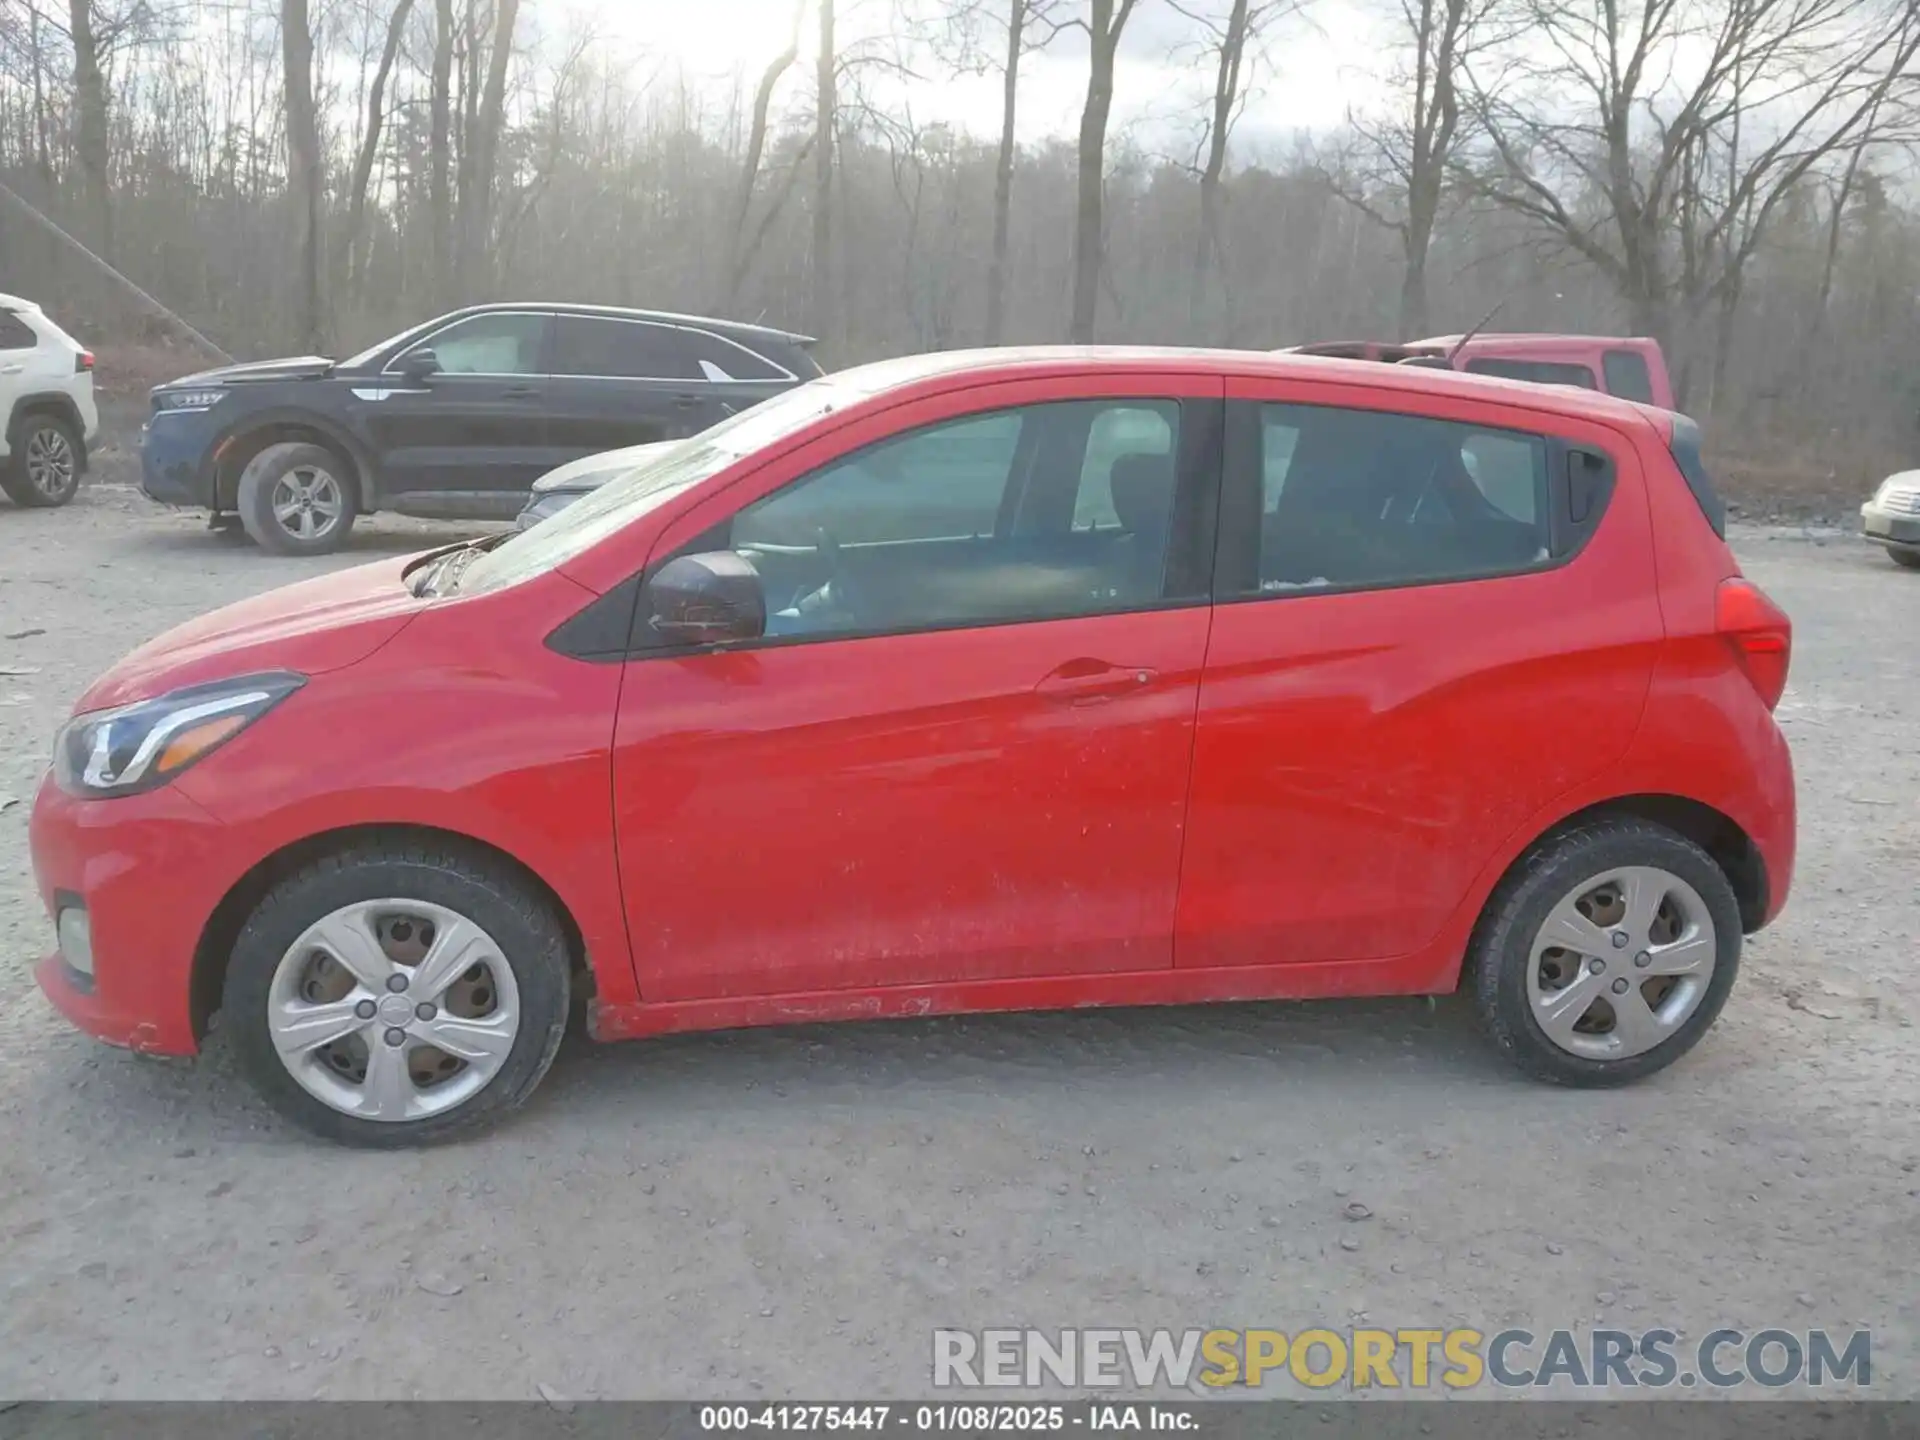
xmin=1468 ymin=817 xmax=1743 ymax=1087
xmin=222 ymin=842 xmax=571 ymax=1147
xmin=236 ymin=441 xmax=359 ymax=555
xmin=1886 ymin=546 xmax=1920 ymax=570
xmin=2 ymin=410 xmax=82 ymax=507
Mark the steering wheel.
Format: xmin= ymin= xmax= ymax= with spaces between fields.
xmin=790 ymin=525 xmax=860 ymax=621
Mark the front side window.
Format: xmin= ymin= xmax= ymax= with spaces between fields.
xmin=1250 ymin=403 xmax=1550 ymax=593
xmin=402 ymin=312 xmax=546 ymax=375
xmin=691 ymin=398 xmax=1188 ymax=643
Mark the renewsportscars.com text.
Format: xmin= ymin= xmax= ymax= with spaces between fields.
xmin=932 ymin=1327 xmax=1872 ymax=1392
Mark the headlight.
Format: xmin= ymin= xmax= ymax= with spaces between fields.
xmin=156 ymin=388 xmax=226 ymax=412
xmin=53 ymin=673 xmax=303 ymax=798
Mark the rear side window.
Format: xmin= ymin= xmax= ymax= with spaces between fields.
xmin=555 ymin=316 xmax=700 ymax=381
xmin=1666 ymin=414 xmax=1727 ymax=538
xmin=1465 ymin=358 xmax=1598 ymax=390
xmin=1602 ymin=350 xmax=1655 ymax=404
xmin=1244 ymin=403 xmax=1551 ymax=593
xmin=0 ymin=312 xmax=36 ymax=350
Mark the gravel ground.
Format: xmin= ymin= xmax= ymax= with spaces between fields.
xmin=0 ymin=480 xmax=1916 ymax=1403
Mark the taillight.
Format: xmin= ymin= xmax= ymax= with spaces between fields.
xmin=75 ymin=351 xmax=94 ymax=373
xmin=1715 ymin=576 xmax=1791 ymax=710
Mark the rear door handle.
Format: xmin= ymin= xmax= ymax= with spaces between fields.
xmin=0 ymin=363 xmax=23 ymax=375
xmin=501 ymin=384 xmax=540 ymax=399
xmin=673 ymin=394 xmax=705 ymax=410
xmin=1034 ymin=658 xmax=1157 ymax=704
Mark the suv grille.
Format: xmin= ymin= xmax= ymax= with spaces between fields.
xmin=1880 ymin=483 xmax=1920 ymax=516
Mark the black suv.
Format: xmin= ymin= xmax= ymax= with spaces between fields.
xmin=140 ymin=303 xmax=820 ymax=553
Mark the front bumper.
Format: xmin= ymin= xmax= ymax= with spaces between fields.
xmin=28 ymin=772 xmax=231 ymax=1055
xmin=1861 ymin=501 xmax=1920 ymax=550
xmin=139 ymin=411 xmax=220 ymax=508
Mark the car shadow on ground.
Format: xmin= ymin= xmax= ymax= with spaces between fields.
xmin=11 ymin=993 xmax=1512 ymax=1153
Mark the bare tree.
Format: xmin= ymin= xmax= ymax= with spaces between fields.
xmin=1330 ymin=0 xmax=1497 ymax=334
xmin=1069 ymin=0 xmax=1142 ymax=341
xmin=281 ymin=0 xmax=325 ymax=351
xmin=457 ymin=0 xmax=521 ymax=296
xmin=812 ymin=0 xmax=836 ymax=346
xmin=429 ymin=0 xmax=454 ymax=301
xmin=336 ymin=0 xmax=416 ymax=301
xmin=719 ymin=0 xmax=808 ymax=311
xmin=66 ymin=0 xmax=111 ymax=257
xmin=1466 ymin=0 xmax=1920 ymax=386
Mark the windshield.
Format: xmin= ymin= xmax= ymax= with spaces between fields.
xmin=457 ymin=381 xmax=850 ymax=596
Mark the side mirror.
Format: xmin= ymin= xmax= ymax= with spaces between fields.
xmin=396 ymin=348 xmax=441 ymax=383
xmin=647 ymin=551 xmax=766 ymax=646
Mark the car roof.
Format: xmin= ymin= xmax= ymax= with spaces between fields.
xmin=823 ymin=345 xmax=1665 ymax=429
xmin=0 ymin=292 xmax=41 ymax=313
xmin=467 ymin=301 xmax=813 ymax=348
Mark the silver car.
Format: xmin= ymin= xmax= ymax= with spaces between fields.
xmin=1862 ymin=471 xmax=1920 ymax=569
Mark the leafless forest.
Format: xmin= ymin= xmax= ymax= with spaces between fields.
xmin=5 ymin=0 xmax=1920 ymax=506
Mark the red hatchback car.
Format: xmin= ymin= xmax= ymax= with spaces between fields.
xmin=30 ymin=349 xmax=1795 ymax=1145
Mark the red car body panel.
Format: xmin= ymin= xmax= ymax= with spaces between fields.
xmin=27 ymin=348 xmax=1794 ymax=1060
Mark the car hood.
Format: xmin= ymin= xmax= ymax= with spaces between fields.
xmin=532 ymin=440 xmax=678 ymax=496
xmin=163 ymin=355 xmax=335 ymax=388
xmin=74 ymin=555 xmax=426 ymax=712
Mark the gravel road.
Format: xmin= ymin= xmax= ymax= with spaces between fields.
xmin=1 ymin=481 xmax=1916 ymax=1402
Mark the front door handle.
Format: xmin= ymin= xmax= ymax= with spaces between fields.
xmin=673 ymin=394 xmax=705 ymax=410
xmin=0 ymin=363 xmax=23 ymax=375
xmin=1034 ymin=658 xmax=1157 ymax=704
xmin=501 ymin=384 xmax=540 ymax=399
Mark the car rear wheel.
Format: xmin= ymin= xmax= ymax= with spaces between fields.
xmin=1885 ymin=546 xmax=1920 ymax=570
xmin=1468 ymin=817 xmax=1742 ymax=1086
xmin=223 ymin=843 xmax=570 ymax=1146
xmin=236 ymin=441 xmax=359 ymax=555
xmin=2 ymin=411 xmax=82 ymax=507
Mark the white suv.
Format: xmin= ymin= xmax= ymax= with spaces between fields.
xmin=1 ymin=293 xmax=99 ymax=508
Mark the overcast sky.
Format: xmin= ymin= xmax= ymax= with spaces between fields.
xmin=565 ymin=0 xmax=1385 ymax=159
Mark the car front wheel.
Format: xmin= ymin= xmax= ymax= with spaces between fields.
xmin=223 ymin=842 xmax=570 ymax=1146
xmin=1469 ymin=817 xmax=1742 ymax=1086
xmin=236 ymin=441 xmax=359 ymax=555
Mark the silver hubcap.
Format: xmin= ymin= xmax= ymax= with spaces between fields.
xmin=270 ymin=465 xmax=344 ymax=541
xmin=25 ymin=427 xmax=75 ymax=497
xmin=266 ymin=899 xmax=520 ymax=1122
xmin=1527 ymin=866 xmax=1717 ymax=1059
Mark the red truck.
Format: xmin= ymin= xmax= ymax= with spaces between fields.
xmin=1285 ymin=334 xmax=1677 ymax=410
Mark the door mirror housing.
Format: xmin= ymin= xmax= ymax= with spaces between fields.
xmin=395 ymin=348 xmax=441 ymax=383
xmin=647 ymin=551 xmax=767 ymax=646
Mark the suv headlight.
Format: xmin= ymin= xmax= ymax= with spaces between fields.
xmin=156 ymin=388 xmax=226 ymax=412
xmin=53 ymin=673 xmax=303 ymax=798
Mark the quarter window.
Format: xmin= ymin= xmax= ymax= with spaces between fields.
xmin=1248 ymin=403 xmax=1551 ymax=593
xmin=695 ymin=399 xmax=1188 ymax=643
xmin=0 ymin=312 xmax=36 ymax=350
xmin=1602 ymin=350 xmax=1656 ymax=404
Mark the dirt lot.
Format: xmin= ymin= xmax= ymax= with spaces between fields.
xmin=0 ymin=475 xmax=1916 ymax=1403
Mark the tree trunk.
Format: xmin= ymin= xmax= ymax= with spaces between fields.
xmin=1397 ymin=253 xmax=1429 ymax=338
xmin=720 ymin=0 xmax=804 ymax=312
xmin=459 ymin=0 xmax=522 ymax=298
xmin=67 ymin=0 xmax=112 ymax=260
xmin=985 ymin=0 xmax=1025 ymax=346
xmin=1191 ymin=0 xmax=1246 ymax=340
xmin=337 ymin=0 xmax=417 ymax=302
xmin=811 ymin=0 xmax=836 ymax=347
xmin=430 ymin=0 xmax=455 ymax=303
xmin=1070 ymin=0 xmax=1133 ymax=343
xmin=281 ymin=0 xmax=327 ymax=352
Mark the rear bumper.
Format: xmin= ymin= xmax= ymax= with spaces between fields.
xmin=1861 ymin=502 xmax=1920 ymax=550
